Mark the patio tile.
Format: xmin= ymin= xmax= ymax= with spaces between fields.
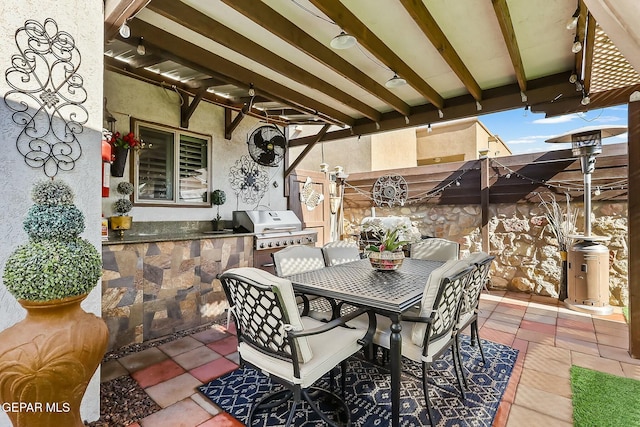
xmin=132 ymin=359 xmax=185 ymax=389
xmin=191 ymin=325 xmax=230 ymax=344
xmin=513 ymin=383 xmax=573 ymax=422
xmin=482 ymin=318 xmax=519 ymax=335
xmin=189 ymin=357 xmax=238 ymax=383
xmin=557 ymin=308 xmax=592 ymax=320
xmin=488 ymin=311 xmax=523 ymax=326
xmin=593 ymin=312 xmax=626 ymax=323
xmin=503 ymin=292 xmax=531 ymax=302
xmin=101 ymin=359 xmax=128 ymax=382
xmin=593 ymin=316 xmax=627 ymax=329
xmin=493 ymin=401 xmax=511 ymax=427
xmin=621 ymin=361 xmax=640 ymax=380
xmin=525 ymin=342 xmax=571 ymax=364
xmin=190 ymin=392 xmax=222 ymax=416
xmin=527 ymin=300 xmax=559 ymax=313
xmin=555 ymin=326 xmax=597 ymax=343
xmin=206 ymin=335 xmax=239 ymax=356
xmin=494 ymin=303 xmax=527 ymax=316
xmin=518 ymin=368 xmax=571 ymax=398
xmin=593 ymin=322 xmax=629 ymax=338
xmin=598 ymin=344 xmax=640 ymax=366
xmin=523 ymin=312 xmax=557 ymax=325
xmin=145 ymin=372 xmax=202 ymax=408
xmin=226 ymin=351 xmax=240 ymax=365
xmin=519 ymin=319 xmax=556 ymax=335
xmin=515 ymin=328 xmax=555 ymax=346
xmin=556 ymin=317 xmax=595 ymax=332
xmin=596 ymin=332 xmax=629 ymax=349
xmin=173 ymin=345 xmax=222 ymax=371
xmin=506 ymin=404 xmax=573 ymax=426
xmin=159 ymin=336 xmax=204 ymax=357
xmin=197 ymin=413 xmax=244 ymax=427
xmin=571 ymin=352 xmax=624 ymax=376
xmin=139 ymin=398 xmax=211 ymax=427
xmin=119 ymin=347 xmax=169 ymax=373
xmin=530 ymin=295 xmax=560 ymax=306
xmin=555 ymin=336 xmax=599 ymax=356
xmin=478 ymin=326 xmax=515 ymax=347
xmin=523 ymin=354 xmax=571 ymax=379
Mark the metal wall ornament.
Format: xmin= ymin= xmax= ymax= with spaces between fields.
xmin=373 ymin=174 xmax=408 ymax=207
xmin=4 ymin=18 xmax=88 ymax=178
xmin=299 ymin=176 xmax=324 ymax=211
xmin=229 ymin=155 xmax=269 ymax=205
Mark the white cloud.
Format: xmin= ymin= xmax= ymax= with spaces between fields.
xmin=532 ymin=114 xmax=577 ymax=124
xmin=506 ymin=134 xmax=557 ymax=145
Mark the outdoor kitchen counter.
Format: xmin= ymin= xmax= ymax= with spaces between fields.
xmin=102 ymin=229 xmax=254 ymax=245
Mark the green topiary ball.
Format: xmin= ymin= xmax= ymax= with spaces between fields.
xmin=23 ymin=205 xmax=85 ymax=241
xmin=2 ymin=238 xmax=102 ymax=301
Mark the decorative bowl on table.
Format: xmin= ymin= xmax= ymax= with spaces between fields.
xmin=368 ymin=250 xmax=404 ymax=271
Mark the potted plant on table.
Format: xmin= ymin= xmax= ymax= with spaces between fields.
xmin=0 ymin=180 xmax=108 ymax=427
xmin=111 ymin=181 xmax=134 ymax=237
xmin=363 ymin=218 xmax=421 ymax=271
xmin=211 ymin=189 xmax=227 ymax=231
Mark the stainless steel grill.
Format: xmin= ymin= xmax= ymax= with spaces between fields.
xmin=233 ymin=210 xmax=318 ymax=274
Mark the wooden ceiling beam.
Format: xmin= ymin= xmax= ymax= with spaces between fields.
xmin=291 ymin=73 xmax=575 ymax=146
xmin=492 ymin=0 xmax=527 ymax=93
xmin=126 ymin=18 xmax=354 ymax=127
xmin=582 ymin=12 xmax=597 ymax=95
xmin=574 ymin=0 xmax=588 ymax=81
xmin=399 ymin=0 xmax=482 ymax=102
xmin=125 ymin=53 xmax=165 ymax=69
xmin=148 ymin=0 xmax=380 ymax=122
xmin=309 ymin=0 xmax=444 ymax=109
xmin=220 ymin=0 xmax=411 ymax=117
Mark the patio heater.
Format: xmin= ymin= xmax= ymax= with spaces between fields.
xmin=546 ymin=126 xmax=626 ymax=314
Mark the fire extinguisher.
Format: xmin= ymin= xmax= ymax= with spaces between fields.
xmin=102 ymin=139 xmax=112 ymax=197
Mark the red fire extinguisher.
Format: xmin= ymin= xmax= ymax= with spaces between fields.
xmin=102 ymin=139 xmax=112 ymax=197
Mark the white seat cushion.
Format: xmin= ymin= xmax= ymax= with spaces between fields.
xmin=240 ymin=316 xmax=364 ymax=388
xmin=410 ymin=238 xmax=460 ymax=262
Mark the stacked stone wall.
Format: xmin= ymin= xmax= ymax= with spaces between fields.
xmin=344 ymin=201 xmax=628 ymax=306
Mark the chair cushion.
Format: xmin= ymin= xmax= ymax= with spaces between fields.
xmin=411 ymin=259 xmax=469 ymax=346
xmin=410 ymin=238 xmax=459 ymax=262
xmin=464 ymin=251 xmax=490 ymax=266
xmin=239 ymin=316 xmax=365 ymax=388
xmin=322 ymin=245 xmax=360 ymax=266
xmin=225 ymin=267 xmax=313 ymax=363
xmin=273 ymin=246 xmax=325 ymax=277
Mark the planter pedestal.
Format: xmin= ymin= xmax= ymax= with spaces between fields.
xmin=0 ymin=294 xmax=108 ymax=427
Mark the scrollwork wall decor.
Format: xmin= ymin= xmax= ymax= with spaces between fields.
xmin=229 ymin=155 xmax=269 ymax=205
xmin=4 ymin=18 xmax=88 ymax=177
xmin=373 ymin=174 xmax=408 ymax=207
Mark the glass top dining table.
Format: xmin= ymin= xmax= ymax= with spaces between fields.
xmin=285 ymin=257 xmax=445 ymax=427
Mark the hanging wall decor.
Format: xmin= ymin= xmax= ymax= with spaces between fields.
xmin=300 ymin=176 xmax=324 ymax=211
xmin=229 ymin=155 xmax=269 ymax=204
xmin=4 ymin=18 xmax=87 ymax=178
xmin=373 ymin=174 xmax=408 ymax=207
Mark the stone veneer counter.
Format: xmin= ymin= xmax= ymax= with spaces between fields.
xmin=101 ymin=232 xmax=254 ymax=351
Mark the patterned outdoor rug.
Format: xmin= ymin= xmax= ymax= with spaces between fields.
xmin=199 ymin=337 xmax=517 ymax=426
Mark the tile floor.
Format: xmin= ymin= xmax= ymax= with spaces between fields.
xmin=100 ymin=290 xmax=637 ymax=426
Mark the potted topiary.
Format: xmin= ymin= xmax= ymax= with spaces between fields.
xmin=0 ymin=179 xmax=108 ymax=427
xmin=211 ymin=189 xmax=226 ymax=231
xmin=111 ymin=181 xmax=134 ymax=237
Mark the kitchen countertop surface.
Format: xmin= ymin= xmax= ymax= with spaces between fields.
xmin=102 ymin=229 xmax=254 ymax=245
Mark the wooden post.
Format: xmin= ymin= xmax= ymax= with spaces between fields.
xmin=481 ymin=156 xmax=490 ymax=253
xmin=629 ymin=91 xmax=640 ymax=358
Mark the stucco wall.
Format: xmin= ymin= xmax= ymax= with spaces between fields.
xmin=344 ymin=201 xmax=628 ymax=306
xmin=371 ymin=128 xmax=417 ymax=170
xmin=0 ymin=2 xmax=104 ymax=423
xmin=288 ymin=134 xmax=373 ymax=174
xmin=103 ymin=71 xmax=287 ymax=221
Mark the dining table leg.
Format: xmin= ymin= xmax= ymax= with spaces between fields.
xmin=389 ymin=313 xmax=402 ymax=427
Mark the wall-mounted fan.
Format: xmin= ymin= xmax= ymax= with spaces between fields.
xmin=247 ymin=124 xmax=286 ymax=167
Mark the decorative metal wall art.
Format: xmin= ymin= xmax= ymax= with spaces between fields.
xmin=4 ymin=18 xmax=87 ymax=177
xmin=229 ymin=155 xmax=269 ymax=204
xmin=373 ymin=174 xmax=408 ymax=207
xmin=299 ymin=176 xmax=324 ymax=211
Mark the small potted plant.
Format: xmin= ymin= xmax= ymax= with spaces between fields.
xmin=0 ymin=180 xmax=108 ymax=427
xmin=111 ymin=181 xmax=134 ymax=236
xmin=211 ymin=189 xmax=226 ymax=231
xmin=362 ymin=218 xmax=421 ymax=270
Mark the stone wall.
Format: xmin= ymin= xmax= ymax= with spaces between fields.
xmin=344 ymin=201 xmax=628 ymax=306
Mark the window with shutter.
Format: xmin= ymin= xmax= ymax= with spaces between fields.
xmin=132 ymin=119 xmax=211 ymax=207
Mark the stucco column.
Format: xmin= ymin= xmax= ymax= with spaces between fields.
xmin=0 ymin=1 xmax=104 ymax=424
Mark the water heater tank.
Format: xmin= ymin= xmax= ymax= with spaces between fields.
xmin=567 ymin=240 xmax=610 ymax=307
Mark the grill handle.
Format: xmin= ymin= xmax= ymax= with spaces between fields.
xmin=261 ymin=262 xmax=275 ymax=267
xmin=262 ymin=226 xmax=297 ymax=232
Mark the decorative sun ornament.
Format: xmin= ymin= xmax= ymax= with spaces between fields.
xmin=373 ymin=174 xmax=408 ymax=207
xmin=229 ymin=155 xmax=269 ymax=204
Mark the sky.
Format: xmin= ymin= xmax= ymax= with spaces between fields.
xmin=477 ymin=104 xmax=629 ymax=155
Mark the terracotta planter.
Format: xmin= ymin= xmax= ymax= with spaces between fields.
xmin=369 ymin=250 xmax=405 ymax=271
xmin=0 ymin=294 xmax=108 ymax=427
